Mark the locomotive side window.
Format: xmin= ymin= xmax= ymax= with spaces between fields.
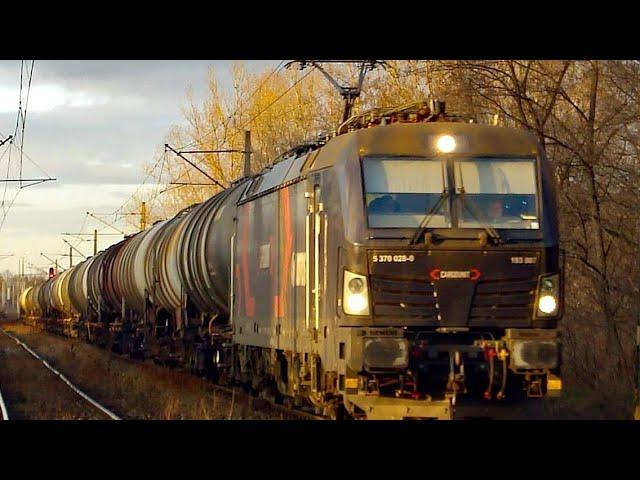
xmin=362 ymin=157 xmax=450 ymax=228
xmin=454 ymin=158 xmax=539 ymax=230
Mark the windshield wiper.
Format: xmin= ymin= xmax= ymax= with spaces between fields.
xmin=409 ymin=189 xmax=448 ymax=245
xmin=454 ymin=162 xmax=502 ymax=245
xmin=457 ymin=188 xmax=503 ymax=245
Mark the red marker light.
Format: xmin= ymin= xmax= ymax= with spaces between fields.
xmin=429 ymin=269 xmax=441 ymax=281
xmin=484 ymin=346 xmax=497 ymax=360
xmin=470 ymin=268 xmax=481 ymax=281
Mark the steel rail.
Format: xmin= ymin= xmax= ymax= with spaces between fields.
xmin=0 ymin=328 xmax=120 ymax=420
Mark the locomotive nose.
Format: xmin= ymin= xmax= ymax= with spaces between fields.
xmin=432 ymin=279 xmax=476 ymax=326
xmin=368 ymin=250 xmax=541 ymax=328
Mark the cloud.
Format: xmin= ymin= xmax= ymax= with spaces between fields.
xmin=0 ymin=84 xmax=112 ymax=114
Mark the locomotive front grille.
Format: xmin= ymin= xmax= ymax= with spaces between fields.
xmin=469 ymin=277 xmax=537 ymax=326
xmin=370 ymin=275 xmax=537 ymax=327
xmin=370 ymin=276 xmax=438 ymax=324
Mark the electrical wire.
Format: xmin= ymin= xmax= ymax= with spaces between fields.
xmin=19 ymin=61 xmax=35 ymax=186
xmin=13 ymin=61 xmax=24 ymax=139
xmin=237 ymin=69 xmax=312 ymax=132
xmin=1 ymin=143 xmax=13 ymax=212
xmin=111 ymin=63 xmax=310 ymax=229
xmin=0 ymin=130 xmax=54 ymax=181
xmin=110 ymin=150 xmax=167 ymax=218
xmin=177 ymin=60 xmax=286 ymax=151
xmin=166 ymin=69 xmax=313 ymax=188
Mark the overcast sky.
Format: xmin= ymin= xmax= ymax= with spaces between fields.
xmin=0 ymin=60 xmax=280 ymax=274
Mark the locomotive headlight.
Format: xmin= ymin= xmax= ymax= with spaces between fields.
xmin=538 ymin=295 xmax=557 ymax=314
xmin=536 ymin=273 xmax=560 ymax=317
xmin=348 ymin=277 xmax=365 ymax=293
xmin=343 ymin=270 xmax=370 ymax=316
xmin=436 ymin=134 xmax=456 ymax=153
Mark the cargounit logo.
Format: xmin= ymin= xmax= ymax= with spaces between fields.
xmin=429 ymin=268 xmax=481 ymax=281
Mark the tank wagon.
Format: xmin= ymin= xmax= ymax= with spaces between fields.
xmin=21 ymin=101 xmax=563 ymax=419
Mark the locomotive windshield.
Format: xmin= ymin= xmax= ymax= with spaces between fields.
xmin=454 ymin=158 xmax=539 ymax=230
xmin=362 ymin=157 xmax=450 ymax=228
xmin=363 ymin=156 xmax=539 ymax=230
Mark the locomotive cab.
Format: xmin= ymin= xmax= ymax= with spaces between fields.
xmin=325 ymin=120 xmax=563 ymax=417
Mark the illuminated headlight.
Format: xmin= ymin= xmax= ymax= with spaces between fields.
xmin=343 ymin=270 xmax=370 ymax=316
xmin=436 ymin=134 xmax=456 ymax=153
xmin=538 ymin=295 xmax=557 ymax=314
xmin=536 ymin=273 xmax=560 ymax=318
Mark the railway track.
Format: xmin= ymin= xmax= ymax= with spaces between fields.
xmin=0 ymin=327 xmax=120 ymax=420
xmin=209 ymin=382 xmax=326 ymax=420
xmin=109 ymin=349 xmax=325 ymax=419
xmin=30 ymin=322 xmax=325 ymax=420
xmin=2 ymin=322 xmax=324 ymax=420
xmin=78 ymin=334 xmax=326 ymax=420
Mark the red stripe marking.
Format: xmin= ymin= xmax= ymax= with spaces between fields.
xmin=240 ymin=203 xmax=255 ymax=317
xmin=278 ymin=187 xmax=293 ymax=318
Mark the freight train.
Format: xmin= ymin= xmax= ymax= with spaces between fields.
xmin=19 ymin=100 xmax=563 ymax=419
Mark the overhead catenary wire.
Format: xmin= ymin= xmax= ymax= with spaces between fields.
xmin=0 ymin=61 xmax=55 ymax=239
xmin=0 ymin=189 xmax=21 ymax=233
xmin=166 ymin=69 xmax=314 ymax=190
xmin=12 ymin=61 xmax=24 ymax=140
xmin=237 ymin=69 xmax=313 ymax=133
xmin=0 ymin=129 xmax=55 ymax=182
xmin=177 ymin=60 xmax=286 ymax=151
xmin=18 ymin=61 xmax=35 ymax=186
xmin=72 ymin=213 xmax=90 ymax=249
xmin=1 ymin=142 xmax=13 ymax=211
xmin=0 ymin=144 xmax=12 ymax=211
xmin=110 ymin=63 xmax=310 ymax=232
xmin=110 ymin=149 xmax=167 ymax=220
xmin=164 ymin=143 xmax=225 ymax=189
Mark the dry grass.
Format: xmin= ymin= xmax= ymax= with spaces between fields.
xmin=1 ymin=321 xmax=275 ymax=420
xmin=542 ymin=388 xmax=634 ymax=420
xmin=0 ymin=325 xmax=106 ymax=420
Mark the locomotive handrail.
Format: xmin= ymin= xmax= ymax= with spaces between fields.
xmin=0 ymin=382 xmax=8 ymax=420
